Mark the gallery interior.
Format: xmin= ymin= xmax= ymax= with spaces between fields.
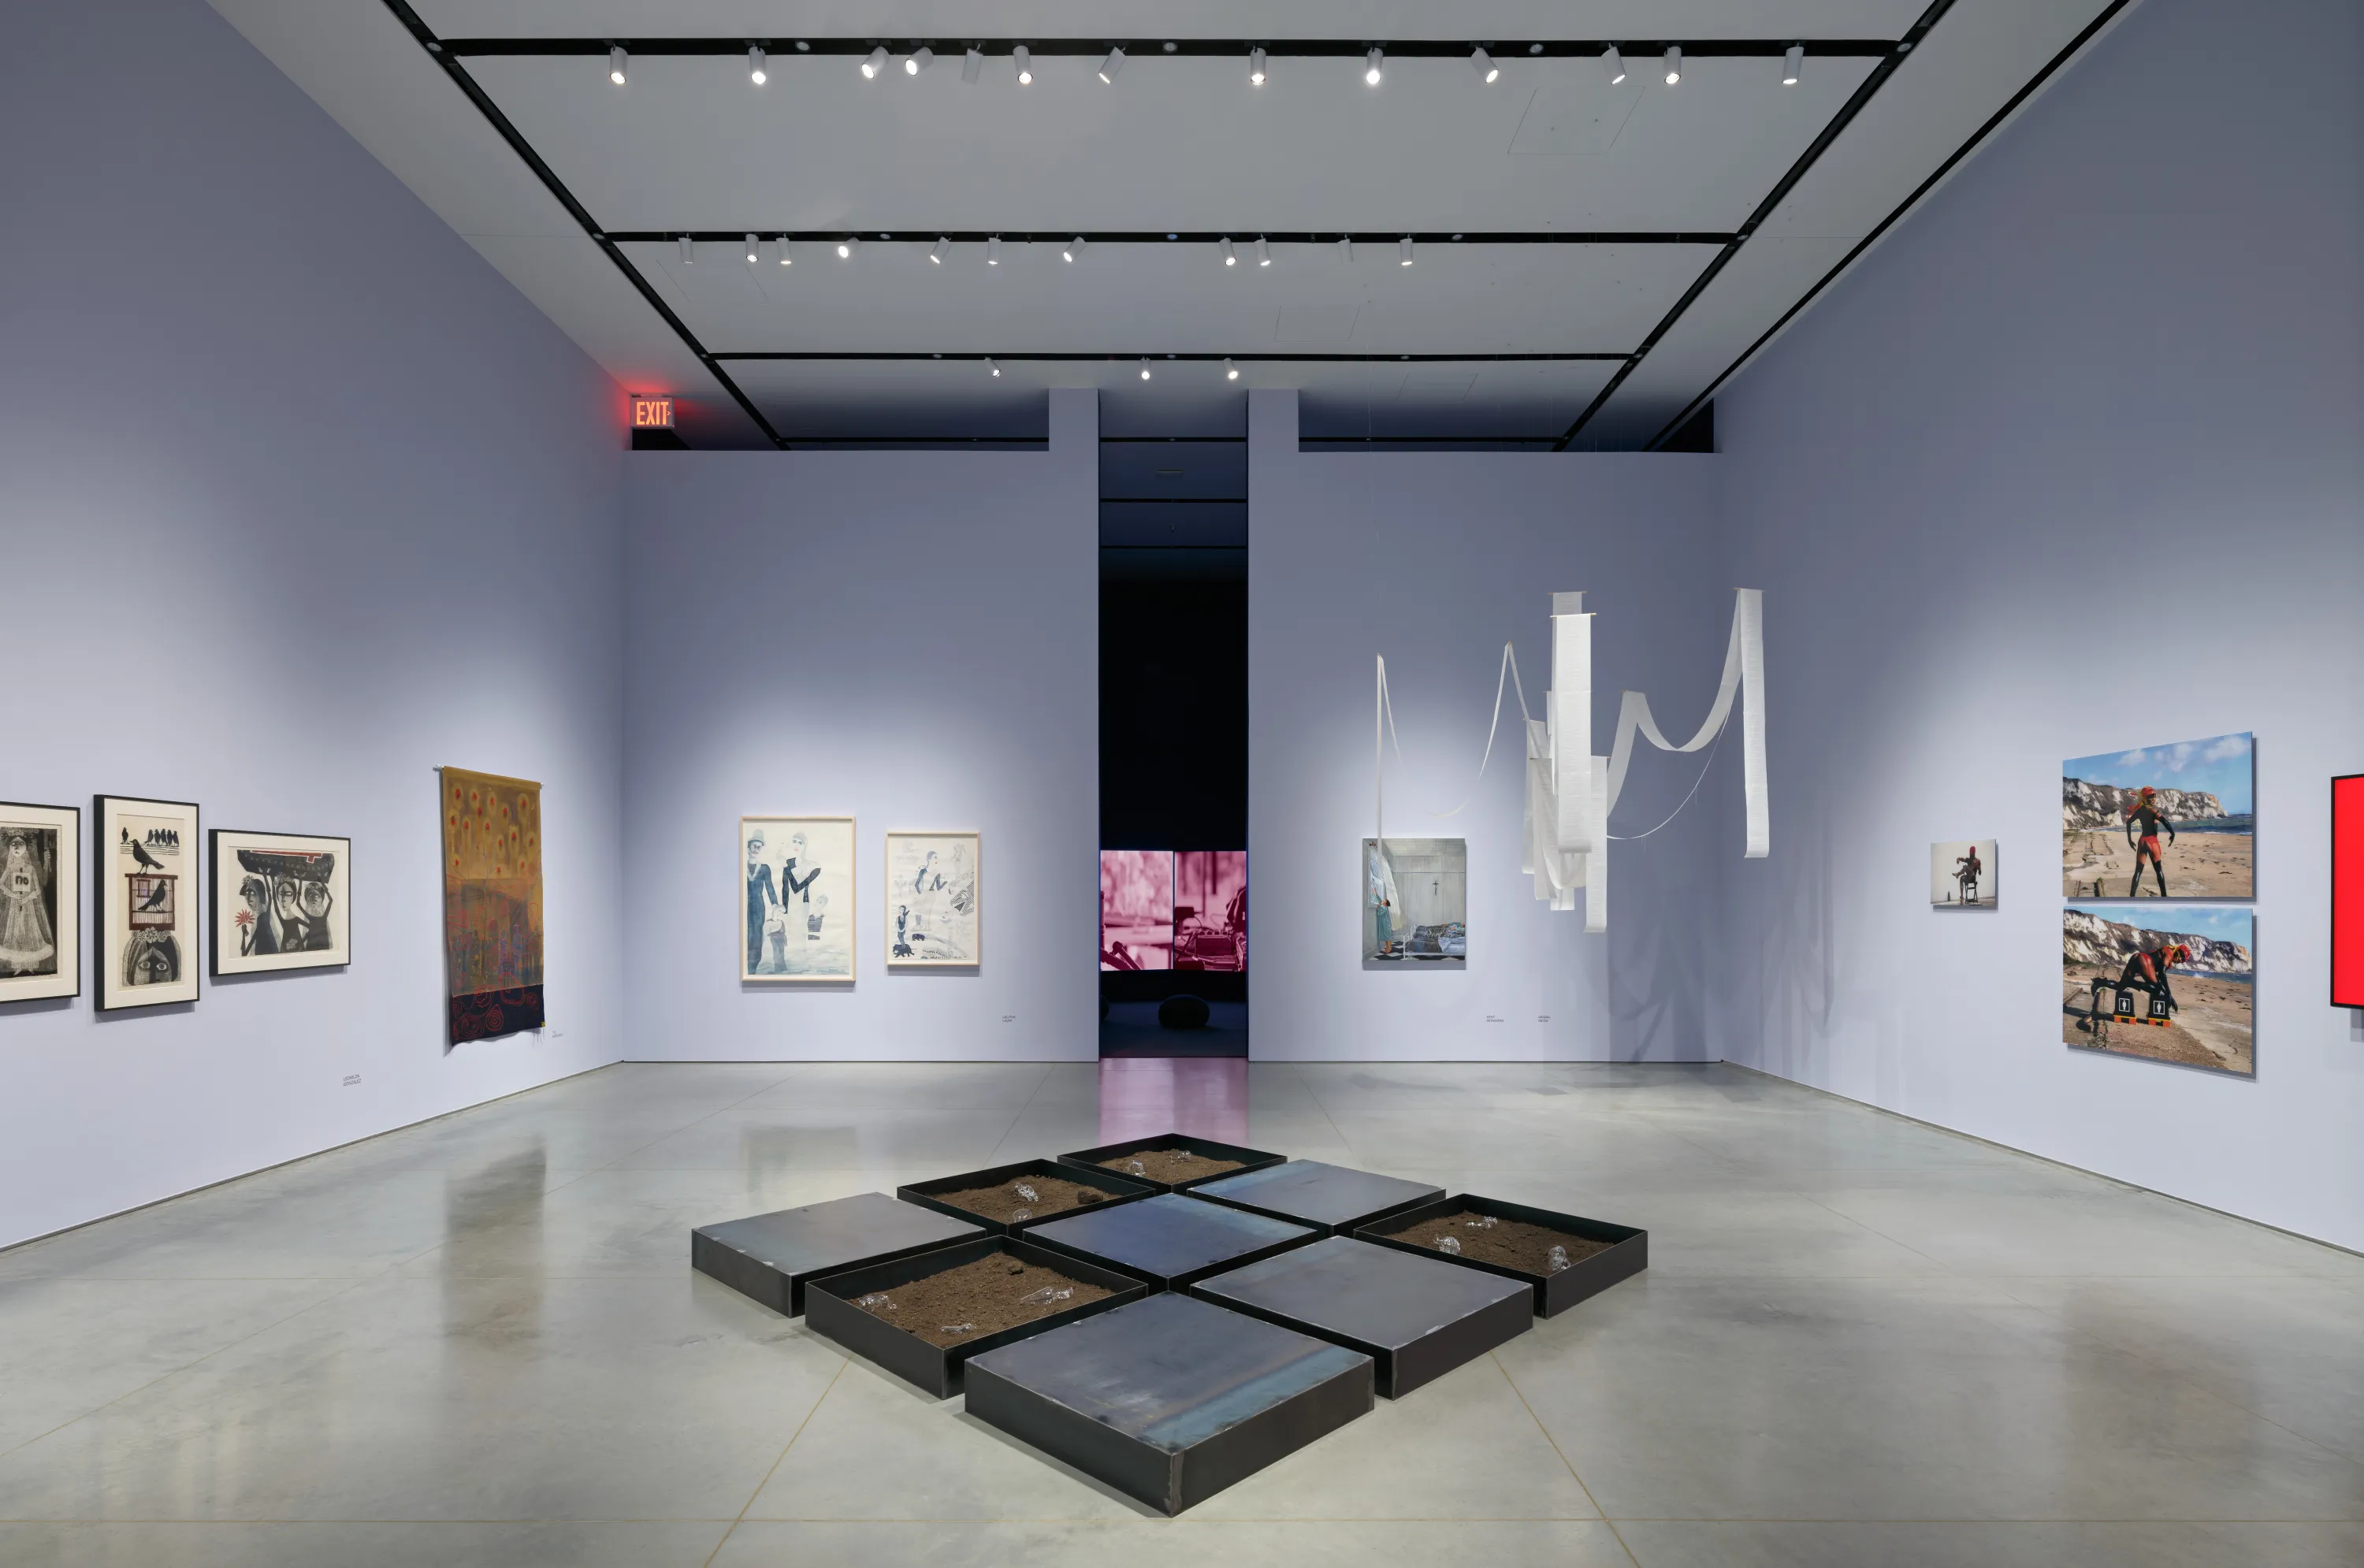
xmin=6 ymin=0 xmax=2364 ymax=1562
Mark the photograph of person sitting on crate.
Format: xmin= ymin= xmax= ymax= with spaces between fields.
xmin=2061 ymin=905 xmax=2254 ymax=1077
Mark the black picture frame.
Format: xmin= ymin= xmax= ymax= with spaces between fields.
xmin=209 ymin=829 xmax=353 ymax=978
xmin=0 ymin=800 xmax=82 ymax=1002
xmin=95 ymin=795 xmax=201 ymax=1013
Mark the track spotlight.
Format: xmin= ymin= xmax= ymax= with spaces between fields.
xmin=1782 ymin=45 xmax=1803 ymax=85
xmin=962 ymin=47 xmax=983 ymax=84
xmin=1664 ymin=46 xmax=1682 ymax=85
xmin=1099 ymin=46 xmax=1124 ymax=83
xmin=986 ymin=357 xmax=1000 ymax=377
xmin=905 ymin=46 xmax=932 ymax=75
xmin=1601 ymin=45 xmax=1626 ymax=85
xmin=1337 ymin=237 xmax=1354 ymax=262
xmin=929 ymin=236 xmax=947 ymax=264
xmin=1249 ymin=46 xmax=1266 ymax=86
xmin=1399 ymin=236 xmax=1414 ymax=266
xmin=1139 ymin=358 xmax=1151 ymax=381
xmin=1221 ymin=238 xmax=1236 ymax=268
xmin=1063 ymin=236 xmax=1085 ymax=262
xmin=1013 ymin=45 xmax=1032 ymax=85
xmin=608 ymin=45 xmax=627 ymax=85
xmin=987 ymin=236 xmax=1002 ymax=266
xmin=744 ymin=232 xmax=759 ymax=264
xmin=1471 ymin=46 xmax=1498 ymax=84
xmin=837 ymin=237 xmax=857 ymax=259
xmin=748 ymin=46 xmax=767 ymax=84
xmin=1255 ymin=236 xmax=1272 ymax=267
xmin=1365 ymin=47 xmax=1385 ymax=86
xmin=678 ymin=235 xmax=694 ymax=264
xmin=1225 ymin=358 xmax=1240 ymax=381
xmin=777 ymin=236 xmax=791 ymax=266
xmin=861 ymin=46 xmax=887 ymax=79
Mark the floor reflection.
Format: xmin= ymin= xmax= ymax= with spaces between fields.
xmin=440 ymin=1144 xmax=545 ymax=1345
xmin=1096 ymin=1057 xmax=1249 ymax=1145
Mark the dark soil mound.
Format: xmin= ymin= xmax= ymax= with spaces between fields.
xmin=849 ymin=1254 xmax=1113 ymax=1347
xmin=930 ymin=1173 xmax=1115 ymax=1224
xmin=1097 ymin=1147 xmax=1244 ymax=1184
xmin=1375 ymin=1207 xmax=1611 ymax=1275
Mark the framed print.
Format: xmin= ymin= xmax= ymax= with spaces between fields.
xmin=1930 ymin=840 xmax=1997 ymax=908
xmin=1363 ymin=838 xmax=1466 ymax=963
xmin=96 ymin=795 xmax=199 ymax=1010
xmin=440 ymin=768 xmax=544 ymax=1043
xmin=2063 ymin=904 xmax=2254 ymax=1078
xmin=212 ymin=830 xmax=351 ymax=976
xmin=0 ymin=801 xmax=80 ymax=1001
xmin=744 ymin=816 xmax=854 ymax=982
xmin=886 ymin=831 xmax=979 ymax=968
xmin=2061 ymin=732 xmax=2254 ymax=899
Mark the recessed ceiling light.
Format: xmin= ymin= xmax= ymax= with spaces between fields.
xmin=1601 ymin=46 xmax=1626 ymax=85
xmin=1250 ymin=46 xmax=1266 ymax=86
xmin=962 ymin=48 xmax=983 ymax=84
xmin=1782 ymin=45 xmax=1803 ymax=85
xmin=929 ymin=236 xmax=947 ymax=264
xmin=1399 ymin=236 xmax=1414 ymax=266
xmin=1225 ymin=358 xmax=1240 ymax=381
xmin=1099 ymin=46 xmax=1125 ymax=84
xmin=1471 ymin=47 xmax=1497 ymax=84
xmin=1063 ymin=236 xmax=1085 ymax=262
xmin=1162 ymin=41 xmax=1176 ymax=53
xmin=862 ymin=46 xmax=887 ymax=79
xmin=678 ymin=235 xmax=694 ymax=264
xmin=748 ymin=46 xmax=767 ymax=85
xmin=1221 ymin=237 xmax=1236 ymax=267
xmin=794 ymin=41 xmax=808 ymax=53
xmin=1013 ymin=45 xmax=1032 ymax=84
xmin=987 ymin=236 xmax=1002 ymax=266
xmin=1139 ymin=358 xmax=1152 ymax=380
xmin=608 ymin=45 xmax=627 ymax=85
xmin=1664 ymin=46 xmax=1682 ymax=86
xmin=744 ymin=232 xmax=759 ymax=264
xmin=1365 ymin=47 xmax=1384 ymax=86
xmin=905 ymin=46 xmax=932 ymax=76
xmin=1255 ymin=236 xmax=1272 ymax=267
xmin=1530 ymin=43 xmax=1544 ymax=55
xmin=837 ymin=237 xmax=857 ymax=259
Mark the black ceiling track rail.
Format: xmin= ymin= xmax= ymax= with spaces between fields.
xmin=1639 ymin=0 xmax=2136 ymax=451
xmin=447 ymin=38 xmax=1901 ymax=61
xmin=1551 ymin=0 xmax=1957 ymax=451
xmin=619 ymin=230 xmax=1734 ymax=247
xmin=377 ymin=0 xmax=786 ymax=446
xmin=716 ymin=351 xmax=1627 ymax=364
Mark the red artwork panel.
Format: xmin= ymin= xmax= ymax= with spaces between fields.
xmin=2336 ymin=775 xmax=2364 ymax=1007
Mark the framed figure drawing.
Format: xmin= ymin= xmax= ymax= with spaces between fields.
xmin=744 ymin=816 xmax=854 ymax=982
xmin=96 ymin=795 xmax=199 ymax=1010
xmin=0 ymin=801 xmax=80 ymax=1002
xmin=212 ymin=830 xmax=351 ymax=975
xmin=886 ymin=831 xmax=979 ymax=967
xmin=440 ymin=768 xmax=544 ymax=1043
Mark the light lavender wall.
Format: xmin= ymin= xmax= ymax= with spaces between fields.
xmin=1714 ymin=0 xmax=2364 ymax=1247
xmin=1248 ymin=392 xmax=1732 ymax=1061
xmin=0 ymin=0 xmax=627 ymax=1247
xmin=622 ymin=392 xmax=1099 ymax=1060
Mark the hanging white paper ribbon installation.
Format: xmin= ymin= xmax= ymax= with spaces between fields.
xmin=1378 ymin=588 xmax=1767 ymax=934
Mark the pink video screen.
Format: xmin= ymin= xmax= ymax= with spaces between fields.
xmin=1101 ymin=850 xmax=1245 ymax=973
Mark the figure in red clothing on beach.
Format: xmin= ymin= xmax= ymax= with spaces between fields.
xmin=2119 ymin=939 xmax=2192 ymax=1014
xmin=2123 ymin=786 xmax=2176 ymax=897
xmin=1952 ymin=844 xmax=1983 ymax=905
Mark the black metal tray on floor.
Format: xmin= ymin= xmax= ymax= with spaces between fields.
xmin=897 ymin=1158 xmax=1154 ymax=1236
xmin=965 ymin=1291 xmax=1373 ymax=1515
xmin=1024 ymin=1191 xmax=1318 ymax=1291
xmin=804 ymin=1235 xmax=1151 ymax=1399
xmin=1352 ymin=1193 xmax=1648 ymax=1317
xmin=1054 ymin=1131 xmax=1288 ymax=1193
xmin=1188 ymin=1159 xmax=1445 ymax=1236
xmin=690 ymin=1192 xmax=987 ymax=1317
xmin=1190 ymin=1235 xmax=1531 ymax=1398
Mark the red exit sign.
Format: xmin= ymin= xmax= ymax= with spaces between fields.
xmin=631 ymin=396 xmax=675 ymax=429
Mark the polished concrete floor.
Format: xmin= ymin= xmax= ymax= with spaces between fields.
xmin=2 ymin=1060 xmax=2362 ymax=1567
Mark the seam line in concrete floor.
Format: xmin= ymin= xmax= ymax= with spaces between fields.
xmin=1493 ymin=1348 xmax=1642 ymax=1567
xmin=705 ymin=1359 xmax=848 ymax=1568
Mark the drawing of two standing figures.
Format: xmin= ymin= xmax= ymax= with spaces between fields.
xmin=745 ymin=827 xmax=823 ymax=975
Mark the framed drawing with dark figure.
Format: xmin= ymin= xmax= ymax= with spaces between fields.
xmin=212 ymin=830 xmax=351 ymax=976
xmin=886 ymin=831 xmax=979 ymax=968
xmin=1930 ymin=840 xmax=1998 ymax=908
xmin=441 ymin=769 xmax=544 ymax=1042
xmin=0 ymin=801 xmax=80 ymax=1002
xmin=743 ymin=816 xmax=854 ymax=983
xmin=96 ymin=795 xmax=199 ymax=1011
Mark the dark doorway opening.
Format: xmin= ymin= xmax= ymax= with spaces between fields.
xmin=1099 ymin=435 xmax=1247 ymax=1057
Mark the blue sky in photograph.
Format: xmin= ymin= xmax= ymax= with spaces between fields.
xmin=2070 ymin=903 xmax=2254 ymax=946
xmin=2064 ymin=731 xmax=2253 ymax=813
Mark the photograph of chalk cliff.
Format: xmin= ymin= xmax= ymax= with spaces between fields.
xmin=2061 ymin=732 xmax=2254 ymax=898
xmin=2062 ymin=905 xmax=2254 ymax=1077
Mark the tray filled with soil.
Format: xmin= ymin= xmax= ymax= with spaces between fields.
xmin=1056 ymin=1131 xmax=1287 ymax=1194
xmin=805 ymin=1235 xmax=1150 ymax=1399
xmin=1355 ymin=1194 xmax=1646 ymax=1317
xmin=898 ymin=1159 xmax=1154 ymax=1235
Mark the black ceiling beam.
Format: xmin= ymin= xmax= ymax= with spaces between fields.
xmin=378 ymin=0 xmax=786 ymax=447
xmin=615 ymin=230 xmax=1732 ymax=247
xmin=444 ymin=38 xmax=1901 ymax=61
xmin=713 ymin=351 xmax=1628 ymax=364
xmin=1552 ymin=0 xmax=1956 ymax=450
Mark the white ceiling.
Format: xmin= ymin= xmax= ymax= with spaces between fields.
xmin=210 ymin=0 xmax=2135 ymax=448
